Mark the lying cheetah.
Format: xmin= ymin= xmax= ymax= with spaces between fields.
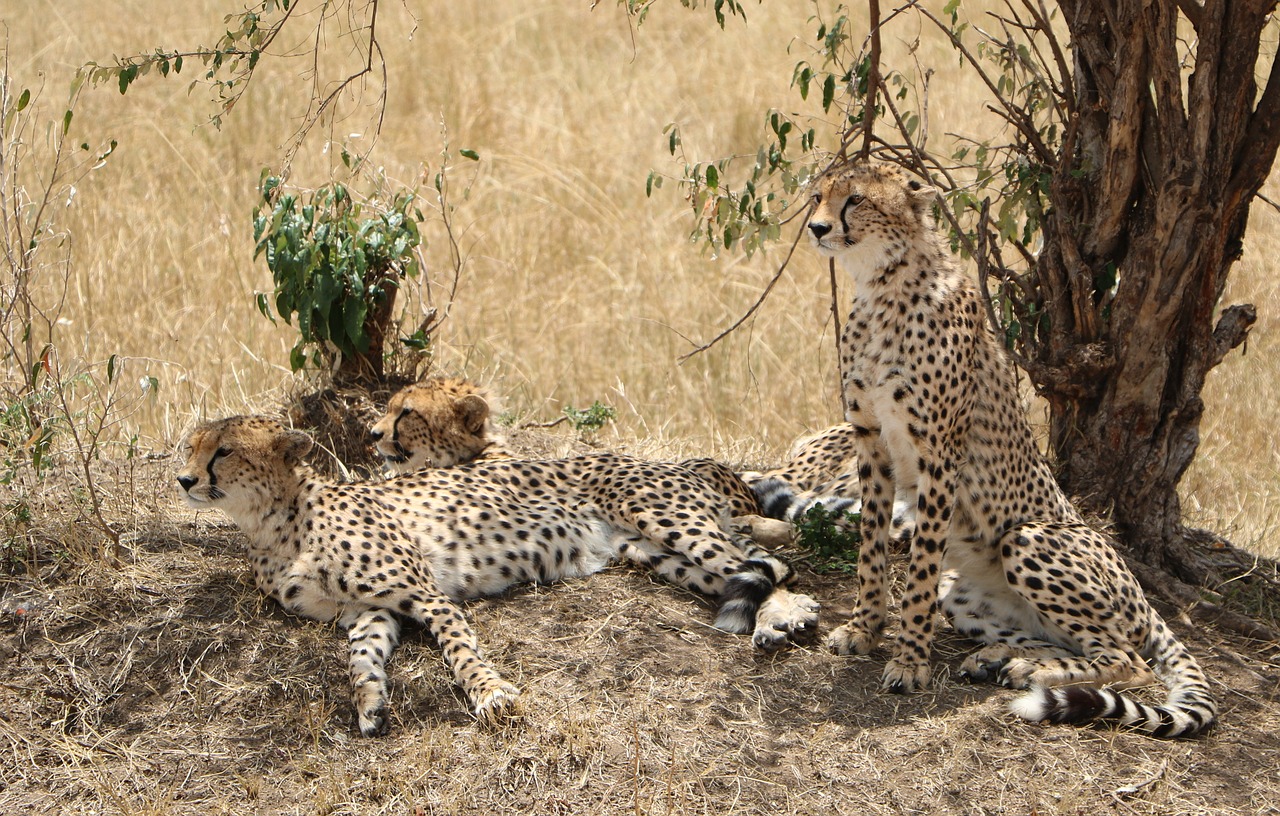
xmin=806 ymin=160 xmax=1216 ymax=737
xmin=370 ymin=376 xmax=909 ymax=539
xmin=178 ymin=416 xmax=817 ymax=735
xmin=371 ymin=376 xmax=787 ymax=540
xmin=745 ymin=422 xmax=915 ymax=542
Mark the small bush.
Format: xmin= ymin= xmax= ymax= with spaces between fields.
xmin=793 ymin=503 xmax=860 ymax=575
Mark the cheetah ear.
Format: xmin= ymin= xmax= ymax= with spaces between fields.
xmin=905 ymin=177 xmax=939 ymax=213
xmin=456 ymin=394 xmax=490 ymax=435
xmin=276 ymin=429 xmax=314 ymax=463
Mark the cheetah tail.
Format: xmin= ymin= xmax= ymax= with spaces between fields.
xmin=750 ymin=477 xmax=861 ymax=522
xmin=713 ymin=555 xmax=792 ymax=635
xmin=1009 ymin=623 xmax=1217 ymax=738
xmin=1009 ymin=681 xmax=1215 ymax=738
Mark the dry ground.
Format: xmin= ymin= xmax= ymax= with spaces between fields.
xmin=2 ymin=446 xmax=1278 ymax=816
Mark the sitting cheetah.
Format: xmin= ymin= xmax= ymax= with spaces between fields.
xmin=806 ymin=160 xmax=1216 ymax=737
xmin=178 ymin=416 xmax=817 ymax=735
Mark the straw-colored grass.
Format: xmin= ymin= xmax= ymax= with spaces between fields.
xmin=3 ymin=5 xmax=1280 ymax=812
xmin=7 ymin=0 xmax=1274 ymax=555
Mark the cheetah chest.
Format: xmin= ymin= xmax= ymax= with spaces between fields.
xmin=839 ymin=298 xmax=918 ymax=432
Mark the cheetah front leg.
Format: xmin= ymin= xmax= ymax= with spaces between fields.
xmin=389 ymin=588 xmax=520 ymax=723
xmin=339 ymin=606 xmax=402 ymax=737
xmin=878 ymin=455 xmax=956 ymax=693
xmin=826 ymin=435 xmax=894 ymax=657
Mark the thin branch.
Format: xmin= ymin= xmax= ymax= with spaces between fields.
xmin=1256 ymin=191 xmax=1280 ymax=213
xmin=988 ymin=5 xmax=1067 ymax=124
xmin=282 ymin=0 xmax=385 ymax=177
xmin=859 ymin=0 xmax=883 ymax=160
xmin=915 ymin=4 xmax=1056 ymax=165
xmin=677 ymin=214 xmax=810 ymax=363
xmin=1020 ymin=0 xmax=1076 ymax=117
xmin=828 ymin=258 xmax=846 ymax=413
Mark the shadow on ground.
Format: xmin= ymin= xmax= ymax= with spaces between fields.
xmin=2 ymin=489 xmax=1278 ymax=815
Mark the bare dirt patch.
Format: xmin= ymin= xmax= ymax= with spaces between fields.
xmin=2 ymin=458 xmax=1278 ymax=816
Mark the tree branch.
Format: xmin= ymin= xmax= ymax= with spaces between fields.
xmin=677 ymin=215 xmax=809 ymax=363
xmin=916 ymin=5 xmax=1056 ymax=166
xmin=1207 ymin=303 xmax=1256 ymax=369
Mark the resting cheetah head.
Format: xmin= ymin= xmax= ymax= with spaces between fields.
xmin=176 ymin=416 xmax=313 ymax=517
xmin=806 ymin=161 xmax=938 ymax=270
xmin=370 ymin=377 xmax=500 ymax=474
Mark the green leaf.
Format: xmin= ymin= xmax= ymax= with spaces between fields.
xmin=62 ymin=109 xmax=73 ymax=135
xmin=706 ymin=164 xmax=719 ymax=189
xmin=16 ymin=89 xmax=30 ymax=112
xmin=459 ymin=148 xmax=480 ymax=160
xmin=822 ymin=73 xmax=836 ymax=112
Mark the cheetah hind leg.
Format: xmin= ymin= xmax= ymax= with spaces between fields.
xmin=937 ymin=567 xmax=1080 ymax=686
xmin=993 ymin=522 xmax=1156 ymax=692
xmin=616 ymin=524 xmax=812 ymax=649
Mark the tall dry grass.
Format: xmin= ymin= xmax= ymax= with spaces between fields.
xmin=3 ymin=0 xmax=1277 ymax=555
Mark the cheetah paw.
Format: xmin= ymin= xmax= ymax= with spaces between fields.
xmin=752 ymin=589 xmax=820 ymax=651
xmin=356 ymin=703 xmax=389 ymax=738
xmin=996 ymin=658 xmax=1037 ymax=690
xmin=473 ymin=681 xmax=522 ymax=724
xmin=825 ymin=621 xmax=881 ymax=656
xmin=882 ymin=655 xmax=931 ymax=694
xmin=958 ymin=646 xmax=1013 ymax=685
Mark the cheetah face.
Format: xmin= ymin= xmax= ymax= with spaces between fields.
xmin=371 ymin=378 xmax=495 ymax=474
xmin=176 ymin=416 xmax=312 ymax=515
xmin=806 ymin=161 xmax=938 ymax=265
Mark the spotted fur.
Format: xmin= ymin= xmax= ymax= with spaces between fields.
xmin=370 ymin=383 xmax=819 ymax=642
xmin=807 ymin=160 xmax=1215 ymax=737
xmin=372 ymin=377 xmax=794 ymax=548
xmin=179 ymin=415 xmax=818 ymax=735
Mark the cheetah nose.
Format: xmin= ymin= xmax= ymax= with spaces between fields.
xmin=809 ymin=222 xmax=833 ymax=240
xmin=370 ymin=428 xmax=384 ymax=442
xmin=177 ymin=475 xmax=198 ymax=492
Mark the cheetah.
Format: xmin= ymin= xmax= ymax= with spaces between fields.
xmin=805 ymin=160 xmax=1216 ymax=737
xmin=371 ymin=376 xmax=788 ymax=540
xmin=177 ymin=416 xmax=818 ymax=735
xmin=745 ymin=422 xmax=915 ymax=542
xmin=371 ymin=376 xmax=907 ymax=541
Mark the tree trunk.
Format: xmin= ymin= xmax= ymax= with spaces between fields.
xmin=1029 ymin=0 xmax=1278 ymax=584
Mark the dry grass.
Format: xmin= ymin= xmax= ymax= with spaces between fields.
xmin=3 ymin=456 xmax=1280 ymax=815
xmin=4 ymin=0 xmax=1276 ymax=551
xmin=3 ymin=2 xmax=1280 ymax=813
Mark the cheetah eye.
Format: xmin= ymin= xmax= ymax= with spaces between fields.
xmin=847 ymin=193 xmax=865 ymax=207
xmin=213 ymin=446 xmax=232 ymax=460
xmin=811 ymin=192 xmax=822 ymax=205
xmin=399 ymin=406 xmax=412 ymax=418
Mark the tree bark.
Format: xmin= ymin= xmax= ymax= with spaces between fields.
xmin=1029 ymin=0 xmax=1275 ymax=584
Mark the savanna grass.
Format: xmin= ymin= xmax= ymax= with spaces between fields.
xmin=3 ymin=0 xmax=1276 ymax=555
